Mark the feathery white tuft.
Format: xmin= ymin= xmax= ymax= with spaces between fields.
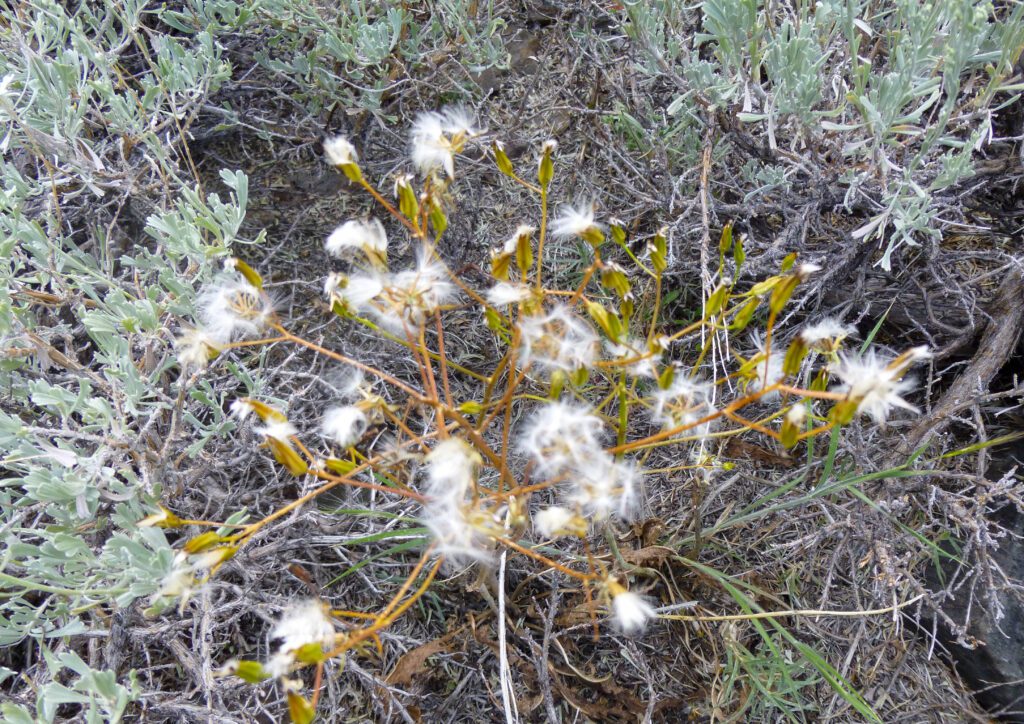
xmin=323 ymin=136 xmax=358 ymax=167
xmin=800 ymin=318 xmax=856 ymax=347
xmin=519 ymin=305 xmax=599 ymax=376
xmin=325 ymin=218 xmax=387 ymax=261
xmin=611 ymin=591 xmax=656 ymax=634
xmin=265 ymin=600 xmax=336 ymax=678
xmin=533 ymin=506 xmax=584 ymax=538
xmin=410 ymin=108 xmax=480 ymax=178
xmin=831 ymin=350 xmax=921 ymax=423
xmin=255 ymin=420 xmax=297 ymax=441
xmin=550 ymin=200 xmax=602 ymax=239
xmin=651 ymin=375 xmax=716 ymax=438
xmin=198 ymin=279 xmax=273 ymax=343
xmin=518 ymin=401 xmax=605 ymax=477
xmin=380 ymin=256 xmax=456 ymax=325
xmin=324 ymin=272 xmax=384 ymax=313
xmin=175 ymin=328 xmax=221 ymax=370
xmin=320 ymin=406 xmax=367 ymax=448
xmin=486 ymin=282 xmax=531 ymax=307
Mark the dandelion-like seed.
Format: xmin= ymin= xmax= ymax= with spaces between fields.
xmin=606 ymin=337 xmax=659 ymax=379
xmin=486 ymin=282 xmax=531 ymax=307
xmin=550 ymin=200 xmax=604 ymax=245
xmin=265 ymin=600 xmax=337 ymax=679
xmin=323 ymin=136 xmax=358 ymax=167
xmin=801 ymin=317 xmax=855 ymax=353
xmin=198 ymin=279 xmax=274 ymax=344
xmin=174 ymin=328 xmax=222 ymax=370
xmin=424 ymin=438 xmax=482 ymax=501
xmin=320 ymin=405 xmax=367 ymax=449
xmin=570 ymin=455 xmax=643 ymax=521
xmin=748 ymin=334 xmax=786 ymax=400
xmin=652 ymin=375 xmax=716 ymax=438
xmin=420 ymin=439 xmax=500 ymax=564
xmin=519 ymin=305 xmax=599 ymax=377
xmin=610 ymin=589 xmax=656 ymax=634
xmin=518 ymin=401 xmax=606 ymax=477
xmin=230 ymin=399 xmax=255 ymax=420
xmin=381 ymin=256 xmax=456 ymax=326
xmin=324 ymin=272 xmax=384 ymax=314
xmin=533 ymin=506 xmax=586 ymax=538
xmin=325 ymin=218 xmax=388 ymax=268
xmin=254 ymin=419 xmax=298 ymax=442
xmin=410 ymin=108 xmax=480 ymax=178
xmin=152 ymin=552 xmax=196 ymax=609
xmin=831 ymin=348 xmax=927 ymax=424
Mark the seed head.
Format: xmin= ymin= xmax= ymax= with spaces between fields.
xmin=519 ymin=305 xmax=599 ymax=377
xmin=831 ymin=349 xmax=922 ymax=424
xmin=323 ymin=136 xmax=358 ymax=167
xmin=550 ymin=200 xmax=603 ymax=244
xmin=320 ymin=406 xmax=367 ymax=449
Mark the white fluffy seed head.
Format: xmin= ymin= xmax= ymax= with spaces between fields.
xmin=500 ymin=224 xmax=536 ymax=255
xmin=424 ymin=438 xmax=482 ymax=501
xmin=324 ymin=273 xmax=384 ymax=313
xmin=421 ymin=502 xmax=497 ymax=566
xmin=831 ymin=349 xmax=920 ymax=424
xmin=800 ymin=317 xmax=855 ymax=346
xmin=611 ymin=590 xmax=656 ymax=634
xmin=606 ymin=338 xmax=659 ymax=379
xmin=651 ymin=376 xmax=715 ymax=438
xmin=269 ymin=600 xmax=336 ymax=676
xmin=381 ymin=256 xmax=456 ymax=326
xmin=410 ymin=108 xmax=480 ymax=178
xmin=569 ymin=455 xmax=643 ymax=521
xmin=230 ymin=399 xmax=255 ymax=420
xmin=519 ymin=305 xmax=599 ymax=376
xmin=325 ymin=218 xmax=388 ymax=264
xmin=255 ymin=420 xmax=297 ymax=441
xmin=486 ymin=282 xmax=531 ymax=307
xmin=320 ymin=406 xmax=367 ymax=449
xmin=533 ymin=506 xmax=585 ymax=538
xmin=550 ymin=200 xmax=602 ymax=239
xmin=323 ymin=136 xmax=358 ymax=167
xmin=198 ymin=279 xmax=273 ymax=344
xmin=518 ymin=401 xmax=606 ymax=477
xmin=174 ymin=328 xmax=221 ymax=370
xmin=748 ymin=334 xmax=786 ymax=401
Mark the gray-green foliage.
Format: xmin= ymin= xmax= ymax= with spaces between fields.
xmin=164 ymin=0 xmax=507 ymax=121
xmin=624 ymin=0 xmax=1024 ymax=268
xmin=0 ymin=1 xmax=253 ymax=720
xmin=1 ymin=0 xmax=506 ymax=718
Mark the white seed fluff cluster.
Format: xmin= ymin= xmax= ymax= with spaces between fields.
xmin=611 ymin=590 xmax=656 ymax=634
xmin=519 ymin=305 xmax=600 ymax=377
xmin=831 ymin=347 xmax=930 ymax=423
xmin=176 ymin=268 xmax=275 ymax=370
xmin=550 ymin=200 xmax=602 ymax=239
xmin=606 ymin=337 xmax=660 ymax=379
xmin=410 ymin=107 xmax=480 ymax=178
xmin=520 ymin=401 xmax=643 ymax=522
xmin=749 ymin=334 xmax=786 ymax=400
xmin=198 ymin=278 xmax=273 ymax=344
xmin=651 ymin=375 xmax=716 ymax=439
xmin=320 ymin=405 xmax=368 ymax=449
xmin=420 ymin=438 xmax=501 ymax=563
xmin=264 ymin=600 xmax=337 ymax=679
xmin=323 ymin=136 xmax=358 ymax=167
xmin=325 ymin=218 xmax=388 ymax=262
xmin=800 ymin=317 xmax=855 ymax=348
xmin=323 ymin=251 xmax=456 ymax=328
